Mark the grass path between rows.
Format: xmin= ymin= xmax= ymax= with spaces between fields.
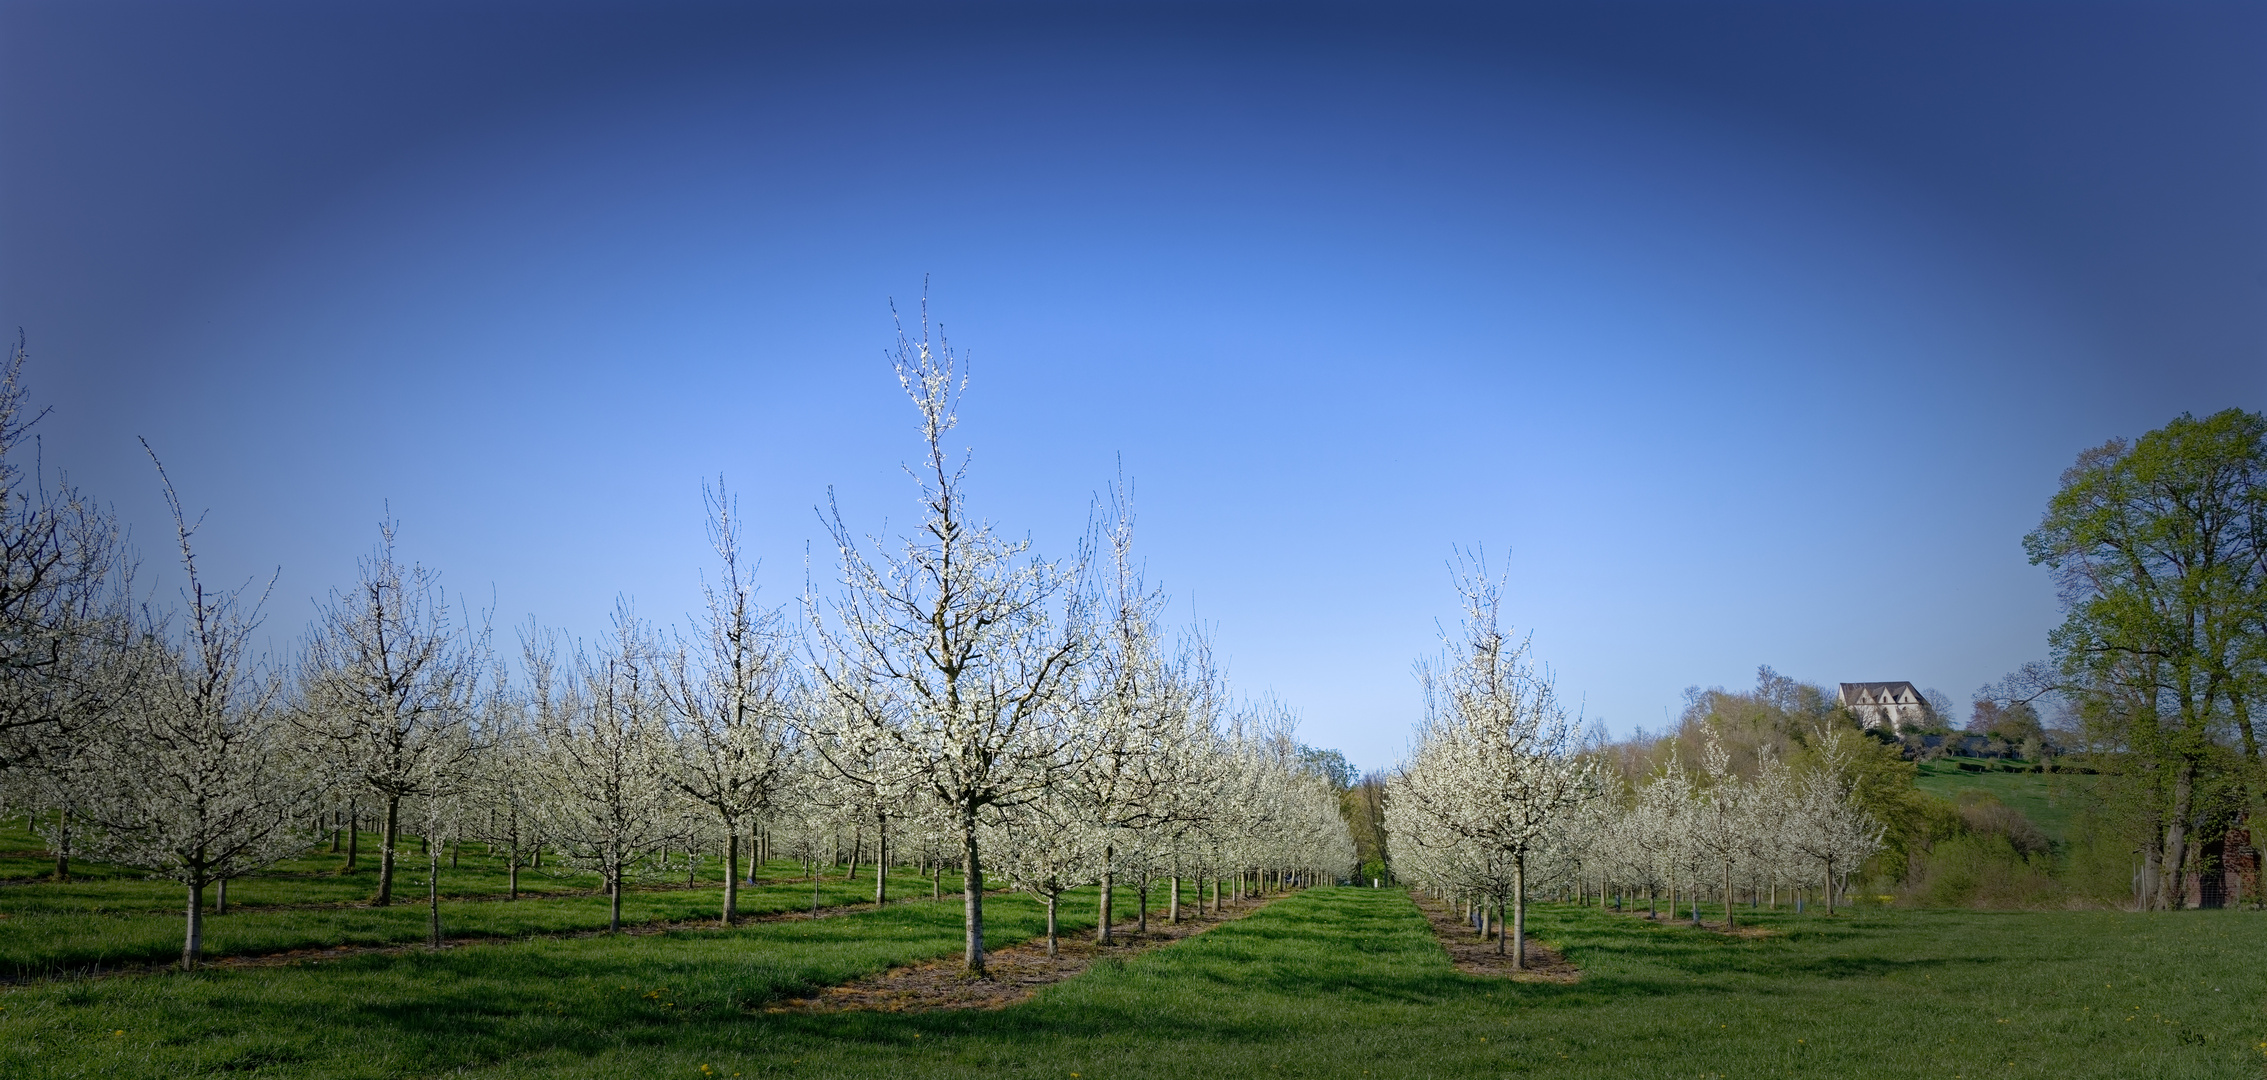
xmin=485 ymin=887 xmax=2267 ymax=1080
xmin=5 ymin=887 xmax=2263 ymax=1078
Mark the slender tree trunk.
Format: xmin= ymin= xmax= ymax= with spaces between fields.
xmin=2235 ymin=691 xmax=2257 ymax=764
xmin=428 ymin=846 xmax=442 ymax=947
xmin=1138 ymin=872 xmax=1150 ymax=935
xmin=508 ymin=845 xmax=519 ymax=901
xmin=215 ymin=876 xmax=227 ymax=915
xmin=811 ymin=857 xmax=821 ymax=914
xmin=48 ymin=815 xmax=68 ymax=881
xmin=376 ymin=796 xmax=401 ymax=906
xmin=1046 ymin=893 xmax=1059 ymax=956
xmin=1724 ymin=861 xmax=1736 ymax=929
xmin=346 ymin=803 xmax=359 ymax=871
xmin=1097 ymin=852 xmax=1115 ymax=945
xmin=723 ymin=828 xmax=740 ymax=926
xmin=183 ymin=874 xmax=206 ymax=971
xmin=1496 ymin=898 xmax=1507 ymax=956
xmin=1822 ymin=857 xmax=1835 ymax=916
xmin=1511 ymin=854 xmax=1527 ymax=971
xmin=608 ymin=869 xmax=623 ymax=933
xmin=1170 ymin=874 xmax=1181 ymax=923
xmin=331 ymin=809 xmax=341 ymax=853
xmin=874 ymin=812 xmax=888 ymax=907
xmin=961 ymin=807 xmax=986 ymax=976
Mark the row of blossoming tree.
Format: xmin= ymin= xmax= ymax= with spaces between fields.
xmin=0 ymin=317 xmax=1354 ymax=972
xmin=1384 ymin=558 xmax=1882 ymax=968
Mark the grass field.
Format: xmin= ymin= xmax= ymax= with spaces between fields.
xmin=0 ymin=817 xmax=992 ymax=977
xmin=1913 ymin=760 xmax=2094 ymax=842
xmin=4 ymin=886 xmax=2262 ymax=1078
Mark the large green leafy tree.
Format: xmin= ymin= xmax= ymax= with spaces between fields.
xmin=2025 ymin=408 xmax=2266 ymax=909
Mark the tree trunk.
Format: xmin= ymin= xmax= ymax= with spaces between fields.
xmin=331 ymin=809 xmax=341 ymax=853
xmin=2235 ymin=691 xmax=2257 ymax=763
xmin=2165 ymin=759 xmax=2196 ymax=910
xmin=183 ymin=875 xmax=206 ymax=970
xmin=1511 ymin=854 xmax=1527 ymax=971
xmin=1170 ymin=874 xmax=1181 ymax=923
xmin=960 ymin=806 xmax=986 ymax=976
xmin=811 ymin=857 xmax=821 ymax=914
xmin=1496 ymin=898 xmax=1507 ymax=956
xmin=874 ymin=813 xmax=888 ymax=907
xmin=1045 ymin=893 xmax=1059 ymax=957
xmin=376 ymin=796 xmax=401 ymax=906
xmin=346 ymin=803 xmax=359 ymax=871
xmin=1822 ymin=857 xmax=1835 ymax=916
xmin=428 ymin=847 xmax=443 ymax=947
xmin=608 ymin=869 xmax=623 ymax=933
xmin=508 ymin=846 xmax=519 ymax=901
xmin=1724 ymin=860 xmax=1736 ymax=929
xmin=1097 ymin=853 xmax=1115 ymax=945
xmin=215 ymin=876 xmax=228 ymax=915
xmin=1138 ymin=873 xmax=1150 ymax=935
xmin=50 ymin=813 xmax=68 ymax=881
xmin=723 ymin=828 xmax=740 ymax=925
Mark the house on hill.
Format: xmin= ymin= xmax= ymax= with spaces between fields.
xmin=1840 ymin=681 xmax=1928 ymax=732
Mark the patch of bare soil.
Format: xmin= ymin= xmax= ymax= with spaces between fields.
xmin=770 ymin=894 xmax=1287 ymax=1014
xmin=1413 ymin=897 xmax=1580 ymax=983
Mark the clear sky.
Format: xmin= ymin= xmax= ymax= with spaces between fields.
xmin=3 ymin=1 xmax=2262 ymax=771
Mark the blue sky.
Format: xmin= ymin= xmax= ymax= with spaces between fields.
xmin=4 ymin=1 xmax=2261 ymax=770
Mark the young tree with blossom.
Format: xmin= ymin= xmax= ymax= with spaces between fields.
xmin=296 ymin=521 xmax=486 ymax=907
xmin=79 ymin=452 xmax=316 ymax=969
xmin=526 ymin=614 xmax=684 ymax=933
xmin=807 ymin=302 xmax=1088 ymax=975
xmin=658 ymin=481 xmax=798 ymax=925
xmin=1391 ymin=553 xmax=1592 ymax=966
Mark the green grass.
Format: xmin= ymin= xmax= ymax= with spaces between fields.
xmin=4 ymin=888 xmax=2260 ymax=1078
xmin=1914 ymin=760 xmax=2095 ymax=842
xmin=0 ymin=868 xmax=956 ymax=977
xmin=0 ymin=816 xmax=992 ymax=975
xmin=0 ymin=887 xmax=1118 ymax=1077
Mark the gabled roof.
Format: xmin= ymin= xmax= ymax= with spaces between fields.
xmin=1840 ymin=681 xmax=1921 ymax=706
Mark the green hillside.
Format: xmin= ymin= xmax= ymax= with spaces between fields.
xmin=1912 ymin=760 xmax=2095 ymax=843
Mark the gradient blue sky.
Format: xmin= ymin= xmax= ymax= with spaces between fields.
xmin=4 ymin=1 xmax=2262 ymax=770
